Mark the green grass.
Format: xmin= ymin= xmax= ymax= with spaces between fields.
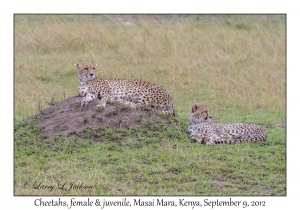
xmin=14 ymin=14 xmax=286 ymax=195
xmin=14 ymin=116 xmax=285 ymax=195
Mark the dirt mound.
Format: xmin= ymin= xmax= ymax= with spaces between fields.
xmin=35 ymin=96 xmax=173 ymax=138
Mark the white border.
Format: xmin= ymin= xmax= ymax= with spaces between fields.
xmin=3 ymin=0 xmax=297 ymax=209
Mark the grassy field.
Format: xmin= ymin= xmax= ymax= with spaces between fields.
xmin=14 ymin=15 xmax=286 ymax=195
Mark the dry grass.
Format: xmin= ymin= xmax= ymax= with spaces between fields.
xmin=14 ymin=14 xmax=285 ymax=119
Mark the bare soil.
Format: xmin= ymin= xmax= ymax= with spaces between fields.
xmin=35 ymin=96 xmax=173 ymax=138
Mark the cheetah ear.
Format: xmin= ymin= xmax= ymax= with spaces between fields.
xmin=191 ymin=104 xmax=198 ymax=113
xmin=94 ymin=64 xmax=97 ymax=67
xmin=74 ymin=64 xmax=79 ymax=70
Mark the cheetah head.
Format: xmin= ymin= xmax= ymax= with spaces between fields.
xmin=74 ymin=62 xmax=97 ymax=82
xmin=189 ymin=103 xmax=212 ymax=124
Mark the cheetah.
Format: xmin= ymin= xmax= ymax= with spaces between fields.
xmin=75 ymin=62 xmax=175 ymax=116
xmin=188 ymin=103 xmax=267 ymax=144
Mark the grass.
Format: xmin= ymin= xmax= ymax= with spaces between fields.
xmin=14 ymin=117 xmax=285 ymax=195
xmin=14 ymin=14 xmax=286 ymax=195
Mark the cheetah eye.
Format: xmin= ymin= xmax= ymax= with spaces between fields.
xmin=84 ymin=68 xmax=88 ymax=70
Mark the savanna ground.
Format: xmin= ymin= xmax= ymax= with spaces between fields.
xmin=14 ymin=15 xmax=286 ymax=195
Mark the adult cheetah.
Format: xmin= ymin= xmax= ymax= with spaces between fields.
xmin=75 ymin=62 xmax=175 ymax=116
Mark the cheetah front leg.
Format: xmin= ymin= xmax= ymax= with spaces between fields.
xmin=81 ymin=93 xmax=97 ymax=107
xmin=96 ymin=94 xmax=110 ymax=109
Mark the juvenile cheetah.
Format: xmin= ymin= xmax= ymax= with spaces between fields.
xmin=188 ymin=103 xmax=267 ymax=144
xmin=75 ymin=62 xmax=175 ymax=116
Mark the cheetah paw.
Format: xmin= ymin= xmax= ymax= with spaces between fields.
xmin=96 ymin=104 xmax=106 ymax=109
xmin=81 ymin=101 xmax=88 ymax=108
